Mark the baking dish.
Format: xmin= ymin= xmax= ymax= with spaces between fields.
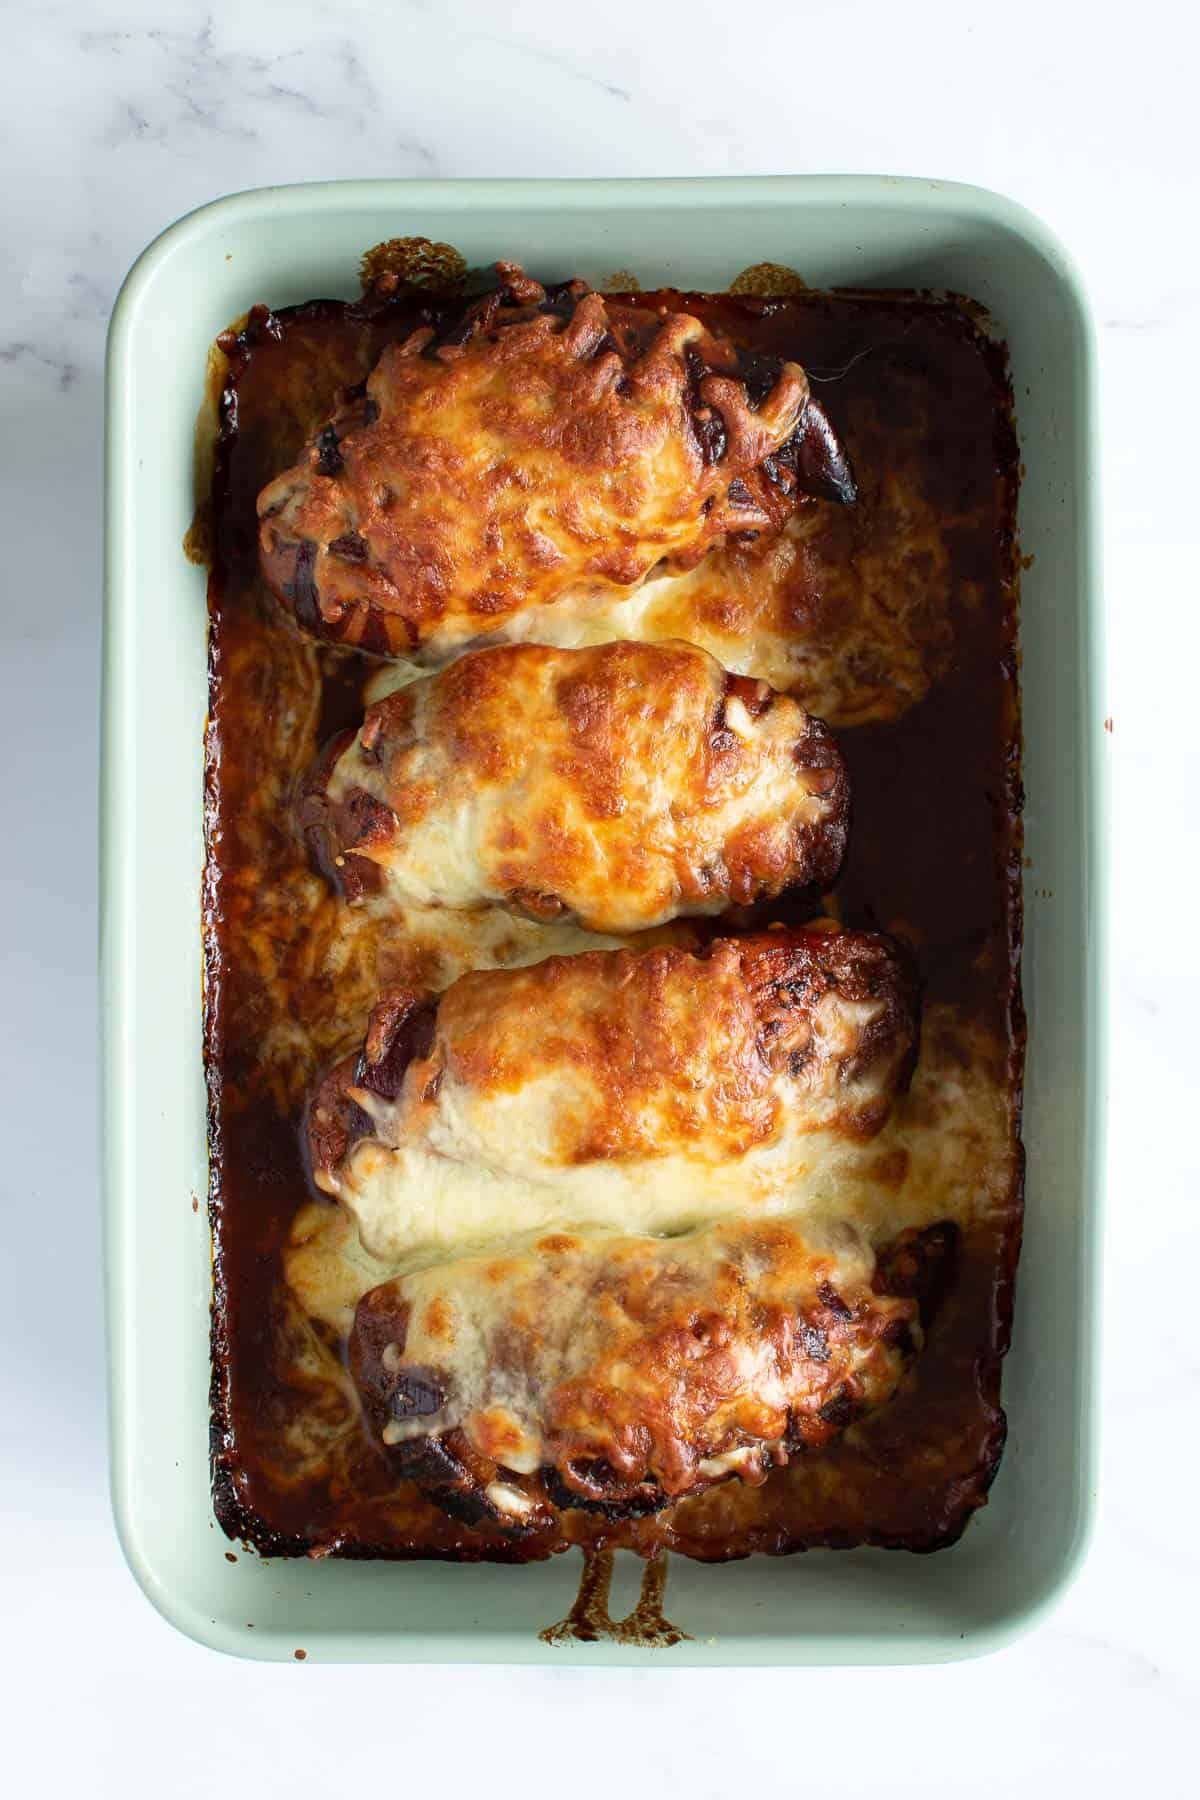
xmin=102 ymin=175 xmax=1103 ymax=1664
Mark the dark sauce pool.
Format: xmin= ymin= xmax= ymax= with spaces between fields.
xmin=205 ymin=275 xmax=1022 ymax=1560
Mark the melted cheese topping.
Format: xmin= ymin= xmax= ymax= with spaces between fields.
xmin=287 ymin=1002 xmax=1014 ymax=1332
xmin=285 ymin=1200 xmax=400 ymax=1337
xmin=287 ymin=1001 xmax=1016 ymax=1508
xmin=319 ymin=640 xmax=847 ymax=933
xmin=352 ymin=1213 xmax=915 ymax=1498
xmin=311 ymin=933 xmax=915 ymax=1263
xmin=258 ymin=275 xmax=824 ymax=659
xmin=202 ymin=606 xmax=686 ymax=1116
xmin=364 ymin=449 xmax=964 ymax=732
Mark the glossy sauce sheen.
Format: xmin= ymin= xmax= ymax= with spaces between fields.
xmin=205 ymin=281 xmax=1022 ymax=1559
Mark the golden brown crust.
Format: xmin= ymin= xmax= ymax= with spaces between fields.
xmin=257 ymin=265 xmax=855 ymax=657
xmin=313 ymin=929 xmax=917 ymax=1175
xmin=458 ymin=376 xmax=976 ymax=731
xmin=348 ymin=1215 xmax=955 ymax=1524
xmin=301 ymin=640 xmax=848 ymax=931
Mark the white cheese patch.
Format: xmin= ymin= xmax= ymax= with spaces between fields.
xmin=322 ymin=978 xmax=897 ymax=1265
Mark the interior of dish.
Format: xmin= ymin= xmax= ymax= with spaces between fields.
xmin=203 ymin=251 xmax=1023 ymax=1561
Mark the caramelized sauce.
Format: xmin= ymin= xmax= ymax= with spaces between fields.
xmin=205 ymin=280 xmax=1022 ymax=1559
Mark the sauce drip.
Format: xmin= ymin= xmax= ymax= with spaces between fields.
xmin=539 ymin=1550 xmax=689 ymax=1648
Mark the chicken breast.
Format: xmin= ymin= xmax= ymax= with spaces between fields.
xmin=258 ymin=263 xmax=855 ymax=658
xmin=302 ymin=639 xmax=848 ymax=932
xmin=349 ymin=1213 xmax=955 ymax=1527
xmin=308 ymin=930 xmax=918 ymax=1264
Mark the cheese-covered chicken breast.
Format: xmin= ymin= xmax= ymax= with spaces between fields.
xmin=308 ymin=930 xmax=918 ymax=1264
xmin=302 ymin=640 xmax=848 ymax=932
xmin=349 ymin=1213 xmax=955 ymax=1526
xmin=257 ymin=264 xmax=855 ymax=658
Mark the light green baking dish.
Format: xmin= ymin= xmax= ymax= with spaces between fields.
xmin=102 ymin=175 xmax=1104 ymax=1664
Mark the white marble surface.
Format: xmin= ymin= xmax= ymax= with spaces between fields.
xmin=2 ymin=0 xmax=1197 ymax=1790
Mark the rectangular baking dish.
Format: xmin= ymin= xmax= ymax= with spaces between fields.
xmin=102 ymin=175 xmax=1103 ymax=1664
